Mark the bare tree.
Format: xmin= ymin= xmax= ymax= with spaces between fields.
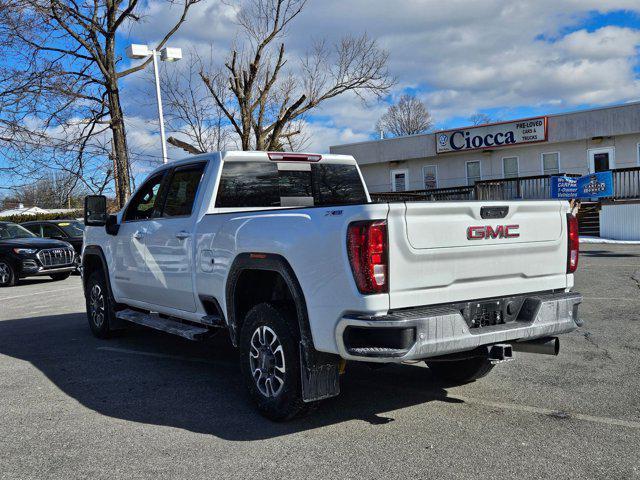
xmin=469 ymin=113 xmax=493 ymax=126
xmin=0 ymin=0 xmax=201 ymax=207
xmin=376 ymin=94 xmax=433 ymax=138
xmin=161 ymin=50 xmax=236 ymax=155
xmin=11 ymin=172 xmax=89 ymax=208
xmin=190 ymin=0 xmax=394 ymax=152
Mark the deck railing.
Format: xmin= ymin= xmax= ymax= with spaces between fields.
xmin=474 ymin=173 xmax=581 ymax=200
xmin=373 ymin=167 xmax=640 ymax=203
xmin=611 ymin=166 xmax=640 ymax=200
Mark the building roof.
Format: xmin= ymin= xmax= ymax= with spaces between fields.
xmin=0 ymin=206 xmax=77 ymax=218
xmin=330 ymin=101 xmax=640 ymax=165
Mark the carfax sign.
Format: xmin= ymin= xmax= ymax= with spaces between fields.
xmin=551 ymin=171 xmax=614 ymax=199
xmin=436 ymin=117 xmax=547 ymax=154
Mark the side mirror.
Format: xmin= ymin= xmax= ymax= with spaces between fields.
xmin=84 ymin=195 xmax=107 ymax=226
xmin=105 ymin=214 xmax=120 ymax=236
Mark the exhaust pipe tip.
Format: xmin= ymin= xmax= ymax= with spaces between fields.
xmin=511 ymin=337 xmax=560 ymax=356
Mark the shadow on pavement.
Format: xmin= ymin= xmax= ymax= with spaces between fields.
xmin=0 ymin=312 xmax=456 ymax=440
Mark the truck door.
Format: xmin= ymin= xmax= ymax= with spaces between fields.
xmin=142 ymin=162 xmax=207 ymax=312
xmin=114 ymin=171 xmax=167 ymax=303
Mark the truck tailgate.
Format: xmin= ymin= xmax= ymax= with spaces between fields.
xmin=387 ymin=201 xmax=570 ymax=310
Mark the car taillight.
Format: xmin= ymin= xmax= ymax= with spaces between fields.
xmin=567 ymin=213 xmax=579 ymax=273
xmin=347 ymin=220 xmax=388 ymax=294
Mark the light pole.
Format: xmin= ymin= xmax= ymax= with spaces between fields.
xmin=126 ymin=44 xmax=182 ymax=164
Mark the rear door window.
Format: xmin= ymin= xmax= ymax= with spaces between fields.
xmin=42 ymin=224 xmax=66 ymax=238
xmin=24 ymin=224 xmax=42 ymax=236
xmin=161 ymin=163 xmax=206 ymax=217
xmin=215 ymin=161 xmax=367 ymax=208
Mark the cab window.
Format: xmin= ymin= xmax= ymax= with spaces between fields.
xmin=124 ymin=172 xmax=166 ymax=222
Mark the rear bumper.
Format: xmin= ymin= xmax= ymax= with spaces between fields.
xmin=335 ymin=292 xmax=582 ymax=362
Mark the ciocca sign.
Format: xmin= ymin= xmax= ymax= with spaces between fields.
xmin=436 ymin=117 xmax=547 ymax=154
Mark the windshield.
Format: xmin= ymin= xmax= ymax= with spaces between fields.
xmin=56 ymin=221 xmax=84 ymax=237
xmin=0 ymin=223 xmax=37 ymax=240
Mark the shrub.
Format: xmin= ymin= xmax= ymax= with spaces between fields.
xmin=0 ymin=210 xmax=84 ymax=224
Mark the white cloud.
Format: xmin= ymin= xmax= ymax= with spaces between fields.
xmin=122 ymin=0 xmax=640 ymax=149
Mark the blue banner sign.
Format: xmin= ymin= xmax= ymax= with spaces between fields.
xmin=551 ymin=171 xmax=614 ymax=199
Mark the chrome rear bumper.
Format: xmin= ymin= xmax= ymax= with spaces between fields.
xmin=336 ymin=292 xmax=582 ymax=362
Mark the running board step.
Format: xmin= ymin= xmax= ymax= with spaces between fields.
xmin=116 ymin=309 xmax=210 ymax=341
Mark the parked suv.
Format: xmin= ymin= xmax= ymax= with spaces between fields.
xmin=0 ymin=221 xmax=76 ymax=287
xmin=22 ymin=219 xmax=84 ymax=270
xmin=82 ymin=151 xmax=582 ymax=420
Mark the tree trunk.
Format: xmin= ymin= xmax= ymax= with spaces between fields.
xmin=107 ymin=82 xmax=131 ymax=208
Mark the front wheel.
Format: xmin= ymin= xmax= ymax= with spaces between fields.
xmin=0 ymin=259 xmax=16 ymax=287
xmin=426 ymin=352 xmax=495 ymax=385
xmin=239 ymin=303 xmax=310 ymax=421
xmin=85 ymin=270 xmax=114 ymax=338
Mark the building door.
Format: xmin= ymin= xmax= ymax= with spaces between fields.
xmin=390 ymin=169 xmax=409 ymax=192
xmin=589 ymin=147 xmax=615 ymax=173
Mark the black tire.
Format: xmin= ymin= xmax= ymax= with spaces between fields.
xmin=50 ymin=272 xmax=71 ymax=281
xmin=239 ymin=302 xmax=310 ymax=421
xmin=0 ymin=258 xmax=17 ymax=287
xmin=426 ymin=353 xmax=495 ymax=385
xmin=85 ymin=269 xmax=114 ymax=338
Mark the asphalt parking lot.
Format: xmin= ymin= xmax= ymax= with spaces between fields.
xmin=1 ymin=243 xmax=639 ymax=479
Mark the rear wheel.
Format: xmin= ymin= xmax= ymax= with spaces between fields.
xmin=50 ymin=272 xmax=71 ymax=281
xmin=426 ymin=351 xmax=495 ymax=385
xmin=239 ymin=302 xmax=310 ymax=421
xmin=85 ymin=270 xmax=114 ymax=338
xmin=0 ymin=259 xmax=16 ymax=287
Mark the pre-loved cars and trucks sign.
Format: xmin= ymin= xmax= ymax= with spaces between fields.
xmin=436 ymin=117 xmax=548 ymax=154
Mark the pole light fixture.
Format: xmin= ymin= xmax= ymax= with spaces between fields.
xmin=126 ymin=44 xmax=183 ymax=164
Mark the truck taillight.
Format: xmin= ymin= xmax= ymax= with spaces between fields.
xmin=347 ymin=220 xmax=388 ymax=294
xmin=567 ymin=213 xmax=579 ymax=273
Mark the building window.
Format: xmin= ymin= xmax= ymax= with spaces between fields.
xmin=542 ymin=152 xmax=560 ymax=175
xmin=391 ymin=169 xmax=409 ymax=192
xmin=502 ymin=157 xmax=519 ymax=178
xmin=422 ymin=165 xmax=437 ymax=190
xmin=466 ymin=161 xmax=481 ymax=186
xmin=637 ymin=143 xmax=640 ymax=166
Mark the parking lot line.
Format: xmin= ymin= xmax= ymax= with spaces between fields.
xmin=99 ymin=346 xmax=640 ymax=431
xmin=452 ymin=396 xmax=640 ymax=430
xmin=0 ymin=286 xmax=80 ymax=302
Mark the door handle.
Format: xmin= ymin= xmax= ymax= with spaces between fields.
xmin=175 ymin=231 xmax=191 ymax=240
xmin=133 ymin=229 xmax=146 ymax=240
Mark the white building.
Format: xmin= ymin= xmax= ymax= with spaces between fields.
xmin=330 ymin=102 xmax=640 ymax=194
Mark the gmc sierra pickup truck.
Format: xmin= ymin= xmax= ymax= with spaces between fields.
xmin=82 ymin=151 xmax=582 ymax=420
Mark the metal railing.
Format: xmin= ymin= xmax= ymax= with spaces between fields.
xmin=611 ymin=166 xmax=640 ymax=200
xmin=475 ymin=173 xmax=581 ymax=200
xmin=373 ymin=168 xmax=640 ymax=203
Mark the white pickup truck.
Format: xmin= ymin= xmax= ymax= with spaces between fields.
xmin=82 ymin=151 xmax=582 ymax=420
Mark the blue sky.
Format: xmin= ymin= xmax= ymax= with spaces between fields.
xmin=2 ymin=0 xmax=640 ymax=194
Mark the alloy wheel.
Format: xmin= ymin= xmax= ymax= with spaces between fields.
xmin=0 ymin=262 xmax=11 ymax=286
xmin=89 ymin=284 xmax=105 ymax=328
xmin=249 ymin=325 xmax=286 ymax=398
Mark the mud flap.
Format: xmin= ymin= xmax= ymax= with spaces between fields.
xmin=299 ymin=341 xmax=340 ymax=402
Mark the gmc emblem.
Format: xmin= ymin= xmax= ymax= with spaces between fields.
xmin=467 ymin=225 xmax=520 ymax=240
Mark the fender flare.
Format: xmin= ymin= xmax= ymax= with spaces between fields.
xmin=225 ymin=253 xmax=312 ymax=349
xmin=82 ymin=245 xmax=114 ymax=300
xmin=226 ymin=252 xmax=340 ymax=402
